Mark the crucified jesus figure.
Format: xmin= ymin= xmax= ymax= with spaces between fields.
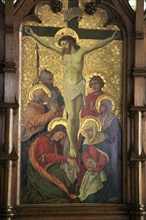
xmin=25 ymin=27 xmax=120 ymax=158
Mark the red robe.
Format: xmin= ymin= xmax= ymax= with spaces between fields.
xmin=32 ymin=135 xmax=67 ymax=169
xmin=82 ymin=145 xmax=108 ymax=172
xmin=80 ymin=91 xmax=104 ymax=118
xmin=29 ymin=135 xmax=77 ymax=199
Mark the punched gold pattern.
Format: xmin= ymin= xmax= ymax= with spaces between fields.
xmin=22 ymin=2 xmax=123 ymax=125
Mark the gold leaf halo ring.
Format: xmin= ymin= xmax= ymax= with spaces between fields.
xmin=63 ymin=108 xmax=68 ymax=119
xmin=86 ymin=72 xmax=107 ymax=93
xmin=79 ymin=116 xmax=102 ymax=137
xmin=47 ymin=117 xmax=67 ymax=132
xmin=95 ymin=94 xmax=115 ymax=113
xmin=54 ymin=27 xmax=79 ymax=47
xmin=28 ymin=84 xmax=51 ymax=101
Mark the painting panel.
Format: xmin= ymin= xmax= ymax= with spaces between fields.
xmin=20 ymin=2 xmax=123 ymax=205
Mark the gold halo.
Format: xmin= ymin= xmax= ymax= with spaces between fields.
xmin=95 ymin=94 xmax=115 ymax=113
xmin=63 ymin=108 xmax=68 ymax=119
xmin=79 ymin=116 xmax=102 ymax=137
xmin=85 ymin=72 xmax=107 ymax=93
xmin=47 ymin=117 xmax=67 ymax=132
xmin=54 ymin=28 xmax=79 ymax=47
xmin=28 ymin=84 xmax=51 ymax=101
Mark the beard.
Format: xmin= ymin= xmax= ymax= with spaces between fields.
xmin=62 ymin=45 xmax=71 ymax=55
xmin=45 ymin=83 xmax=53 ymax=90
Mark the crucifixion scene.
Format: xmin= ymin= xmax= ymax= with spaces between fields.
xmin=20 ymin=0 xmax=123 ymax=204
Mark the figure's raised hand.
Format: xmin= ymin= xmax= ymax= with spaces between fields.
xmin=112 ymin=30 xmax=120 ymax=40
xmin=24 ymin=26 xmax=34 ymax=36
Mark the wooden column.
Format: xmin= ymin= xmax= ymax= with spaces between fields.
xmin=0 ymin=0 xmax=18 ymax=218
xmin=0 ymin=104 xmax=18 ymax=218
xmin=4 ymin=0 xmax=16 ymax=103
xmin=134 ymin=0 xmax=145 ymax=105
xmin=131 ymin=0 xmax=146 ymax=219
xmin=0 ymin=2 xmax=4 ymax=102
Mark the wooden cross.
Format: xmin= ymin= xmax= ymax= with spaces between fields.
xmin=23 ymin=0 xmax=122 ymax=41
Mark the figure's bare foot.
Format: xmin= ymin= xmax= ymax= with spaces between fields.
xmin=69 ymin=146 xmax=76 ymax=158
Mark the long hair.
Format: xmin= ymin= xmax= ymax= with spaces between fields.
xmin=48 ymin=124 xmax=67 ymax=139
xmin=58 ymin=35 xmax=80 ymax=49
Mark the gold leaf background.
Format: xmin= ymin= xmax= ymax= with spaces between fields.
xmin=21 ymin=2 xmax=123 ymax=125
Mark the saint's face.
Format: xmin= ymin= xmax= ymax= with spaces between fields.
xmin=33 ymin=89 xmax=49 ymax=103
xmin=90 ymin=80 xmax=102 ymax=92
xmin=60 ymin=40 xmax=71 ymax=54
xmin=60 ymin=40 xmax=69 ymax=48
xmin=53 ymin=131 xmax=66 ymax=141
xmin=44 ymin=76 xmax=54 ymax=89
xmin=99 ymin=101 xmax=107 ymax=114
xmin=84 ymin=128 xmax=93 ymax=139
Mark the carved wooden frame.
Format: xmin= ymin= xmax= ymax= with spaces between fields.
xmin=0 ymin=0 xmax=146 ymax=220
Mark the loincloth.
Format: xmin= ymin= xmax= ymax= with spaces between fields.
xmin=63 ymin=78 xmax=86 ymax=106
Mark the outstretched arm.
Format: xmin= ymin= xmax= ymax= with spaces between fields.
xmin=24 ymin=26 xmax=62 ymax=54
xmin=81 ymin=30 xmax=120 ymax=55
